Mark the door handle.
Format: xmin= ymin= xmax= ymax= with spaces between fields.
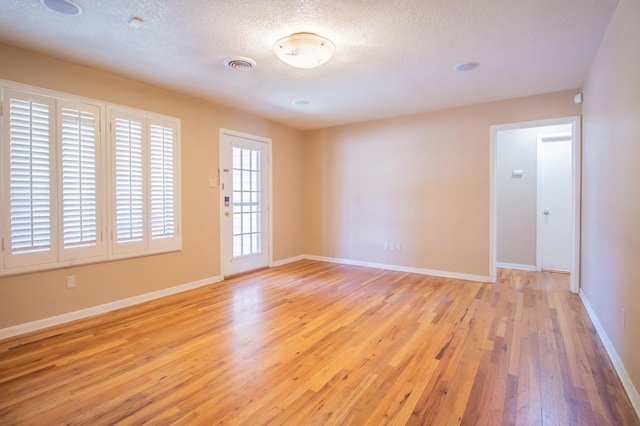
xmin=225 ymin=211 xmax=231 ymax=217
xmin=543 ymin=210 xmax=550 ymax=215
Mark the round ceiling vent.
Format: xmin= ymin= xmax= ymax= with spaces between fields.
xmin=41 ymin=0 xmax=82 ymax=16
xmin=223 ymin=57 xmax=256 ymax=71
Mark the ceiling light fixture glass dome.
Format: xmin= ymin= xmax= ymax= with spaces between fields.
xmin=274 ymin=32 xmax=335 ymax=69
xmin=41 ymin=0 xmax=82 ymax=15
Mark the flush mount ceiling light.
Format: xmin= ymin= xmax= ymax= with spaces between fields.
xmin=41 ymin=0 xmax=82 ymax=16
xmin=274 ymin=32 xmax=335 ymax=69
xmin=453 ymin=62 xmax=480 ymax=72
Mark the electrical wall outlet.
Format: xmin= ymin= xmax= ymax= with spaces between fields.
xmin=66 ymin=275 xmax=76 ymax=289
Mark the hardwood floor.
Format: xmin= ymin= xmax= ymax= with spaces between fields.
xmin=0 ymin=260 xmax=637 ymax=425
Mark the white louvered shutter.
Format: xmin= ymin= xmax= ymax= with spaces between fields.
xmin=2 ymin=90 xmax=57 ymax=268
xmin=58 ymin=101 xmax=103 ymax=260
xmin=149 ymin=120 xmax=178 ymax=247
xmin=112 ymin=113 xmax=147 ymax=253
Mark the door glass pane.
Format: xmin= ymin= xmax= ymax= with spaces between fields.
xmin=233 ymin=191 xmax=242 ymax=213
xmin=232 ymin=147 xmax=261 ymax=257
xmin=251 ymin=150 xmax=260 ymax=171
xmin=233 ymin=235 xmax=242 ymax=257
xmin=233 ymin=148 xmax=241 ymax=169
xmin=251 ymin=172 xmax=259 ymax=191
xmin=242 ymin=150 xmax=251 ymax=169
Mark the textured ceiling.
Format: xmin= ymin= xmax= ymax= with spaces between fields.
xmin=0 ymin=0 xmax=618 ymax=130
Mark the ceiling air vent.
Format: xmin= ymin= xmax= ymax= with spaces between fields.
xmin=223 ymin=57 xmax=256 ymax=71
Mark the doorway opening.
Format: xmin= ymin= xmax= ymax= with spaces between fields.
xmin=489 ymin=117 xmax=581 ymax=293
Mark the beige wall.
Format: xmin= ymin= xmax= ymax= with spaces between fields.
xmin=304 ymin=93 xmax=581 ymax=277
xmin=0 ymin=43 xmax=306 ymax=328
xmin=581 ymin=0 xmax=640 ymax=397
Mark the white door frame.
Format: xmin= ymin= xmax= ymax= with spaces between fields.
xmin=219 ymin=128 xmax=273 ymax=277
xmin=489 ymin=116 xmax=581 ymax=293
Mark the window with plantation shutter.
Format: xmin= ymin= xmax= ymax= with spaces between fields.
xmin=2 ymin=90 xmax=56 ymax=268
xmin=113 ymin=115 xmax=146 ymax=252
xmin=110 ymin=109 xmax=181 ymax=256
xmin=149 ymin=121 xmax=176 ymax=242
xmin=1 ymin=81 xmax=180 ymax=276
xmin=58 ymin=101 xmax=103 ymax=260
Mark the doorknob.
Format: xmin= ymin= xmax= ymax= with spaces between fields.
xmin=225 ymin=211 xmax=231 ymax=217
xmin=543 ymin=210 xmax=550 ymax=215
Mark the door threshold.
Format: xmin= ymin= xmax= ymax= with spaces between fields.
xmin=541 ymin=268 xmax=570 ymax=274
xmin=224 ymin=266 xmax=270 ymax=280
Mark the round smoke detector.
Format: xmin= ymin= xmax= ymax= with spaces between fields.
xmin=223 ymin=57 xmax=256 ymax=71
xmin=41 ymin=0 xmax=82 ymax=15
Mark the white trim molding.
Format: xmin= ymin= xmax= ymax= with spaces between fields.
xmin=0 ymin=275 xmax=222 ymax=340
xmin=496 ymin=262 xmax=537 ymax=272
xmin=580 ymin=290 xmax=640 ymax=418
xmin=270 ymin=255 xmax=305 ymax=267
xmin=304 ymin=255 xmax=490 ymax=283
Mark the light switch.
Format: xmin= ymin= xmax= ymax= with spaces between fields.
xmin=512 ymin=170 xmax=524 ymax=177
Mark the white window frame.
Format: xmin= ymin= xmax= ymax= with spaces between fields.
xmin=0 ymin=80 xmax=181 ymax=277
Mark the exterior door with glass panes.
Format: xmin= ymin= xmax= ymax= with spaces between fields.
xmin=219 ymin=131 xmax=270 ymax=276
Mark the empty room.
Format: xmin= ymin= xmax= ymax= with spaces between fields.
xmin=0 ymin=0 xmax=638 ymax=424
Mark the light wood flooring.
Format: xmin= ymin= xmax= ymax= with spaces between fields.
xmin=0 ymin=260 xmax=638 ymax=425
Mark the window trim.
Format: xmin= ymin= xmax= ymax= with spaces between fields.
xmin=0 ymin=80 xmax=182 ymax=277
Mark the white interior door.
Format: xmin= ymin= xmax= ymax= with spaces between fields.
xmin=539 ymin=137 xmax=572 ymax=272
xmin=220 ymin=131 xmax=270 ymax=276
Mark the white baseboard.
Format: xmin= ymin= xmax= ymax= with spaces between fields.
xmin=579 ymin=290 xmax=640 ymax=418
xmin=304 ymin=255 xmax=490 ymax=283
xmin=496 ymin=262 xmax=537 ymax=272
xmin=0 ymin=275 xmax=222 ymax=340
xmin=270 ymin=255 xmax=305 ymax=267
